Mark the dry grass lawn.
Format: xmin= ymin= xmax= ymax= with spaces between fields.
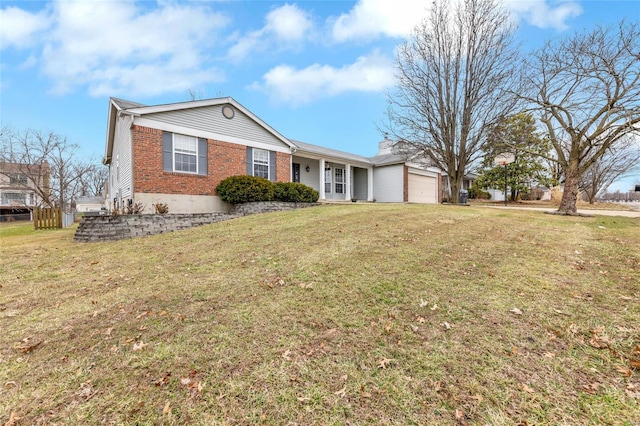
xmin=1 ymin=204 xmax=639 ymax=425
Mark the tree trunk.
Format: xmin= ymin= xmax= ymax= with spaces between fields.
xmin=559 ymin=165 xmax=579 ymax=214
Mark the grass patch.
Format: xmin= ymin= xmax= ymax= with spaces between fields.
xmin=1 ymin=205 xmax=639 ymax=424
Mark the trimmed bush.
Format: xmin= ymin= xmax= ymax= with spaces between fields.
xmin=216 ymin=175 xmax=274 ymax=204
xmin=468 ymin=185 xmax=491 ymax=200
xmin=273 ymin=182 xmax=319 ymax=203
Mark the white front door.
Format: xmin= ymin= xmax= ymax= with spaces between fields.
xmin=324 ymin=165 xmax=346 ymax=200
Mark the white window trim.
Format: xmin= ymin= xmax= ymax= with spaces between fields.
xmin=253 ymin=148 xmax=270 ymax=179
xmin=173 ymin=134 xmax=199 ymax=174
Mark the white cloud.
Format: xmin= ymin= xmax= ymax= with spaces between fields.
xmin=266 ymin=3 xmax=312 ymax=42
xmin=5 ymin=0 xmax=229 ymax=97
xmin=250 ymin=51 xmax=394 ymax=106
xmin=227 ymin=3 xmax=312 ymax=62
xmin=505 ymin=0 xmax=583 ymax=30
xmin=329 ymin=0 xmax=428 ymax=43
xmin=0 ymin=6 xmax=51 ymax=49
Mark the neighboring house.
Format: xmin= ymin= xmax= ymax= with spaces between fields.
xmin=0 ymin=161 xmax=49 ymax=221
xmin=103 ymin=97 xmax=442 ymax=214
xmin=75 ymin=196 xmax=105 ymax=213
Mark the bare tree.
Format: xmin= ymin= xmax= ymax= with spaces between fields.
xmin=519 ymin=21 xmax=640 ymax=214
xmin=579 ymin=136 xmax=640 ymax=203
xmin=383 ymin=0 xmax=520 ymax=203
xmin=76 ymin=164 xmax=108 ymax=197
xmin=0 ymin=128 xmax=96 ymax=211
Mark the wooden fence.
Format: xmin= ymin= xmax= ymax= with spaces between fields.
xmin=33 ymin=207 xmax=62 ymax=229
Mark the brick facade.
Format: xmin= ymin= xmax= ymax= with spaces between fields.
xmin=132 ymin=125 xmax=291 ymax=196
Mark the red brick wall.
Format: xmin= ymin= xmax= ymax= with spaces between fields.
xmin=276 ymin=152 xmax=291 ymax=183
xmin=403 ymin=165 xmax=409 ymax=202
xmin=132 ymin=125 xmax=291 ymax=195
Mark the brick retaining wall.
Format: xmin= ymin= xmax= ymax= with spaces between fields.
xmin=74 ymin=202 xmax=320 ymax=242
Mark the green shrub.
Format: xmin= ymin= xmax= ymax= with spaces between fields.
xmin=273 ymin=182 xmax=319 ymax=203
xmin=468 ymin=185 xmax=491 ymax=200
xmin=216 ymin=175 xmax=274 ymax=204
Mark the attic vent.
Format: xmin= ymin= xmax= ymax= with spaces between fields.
xmin=222 ymin=105 xmax=235 ymax=119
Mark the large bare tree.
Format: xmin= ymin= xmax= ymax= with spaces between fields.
xmin=0 ymin=128 xmax=96 ymax=211
xmin=384 ymin=0 xmax=520 ymax=203
xmin=579 ymin=136 xmax=640 ymax=204
xmin=519 ymin=21 xmax=640 ymax=214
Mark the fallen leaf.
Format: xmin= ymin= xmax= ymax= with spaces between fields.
xmin=297 ymin=396 xmax=311 ymax=402
xmin=510 ymin=307 xmax=523 ymax=315
xmin=455 ymin=408 xmax=464 ymax=420
xmin=616 ymin=366 xmax=632 ymax=377
xmin=629 ymin=359 xmax=640 ymax=369
xmin=430 ymin=304 xmax=439 ymax=311
xmin=582 ymin=382 xmax=600 ymax=393
xmin=3 ymin=411 xmax=20 ymax=426
xmin=520 ymin=383 xmax=535 ymax=393
xmin=340 ymin=374 xmax=348 ymax=382
xmin=360 ymin=384 xmax=372 ymax=398
xmin=543 ymin=352 xmax=555 ymax=359
xmin=162 ymin=401 xmax=171 ymax=415
xmin=410 ymin=324 xmax=419 ymax=332
xmin=442 ymin=322 xmax=451 ymax=330
xmin=282 ymin=350 xmax=292 ymax=361
xmin=419 ymin=299 xmax=429 ymax=308
xmin=377 ymin=358 xmax=395 ymax=369
xmin=334 ymin=386 xmax=347 ymax=398
xmin=180 ymin=377 xmax=191 ymax=386
xmin=132 ymin=341 xmax=147 ymax=351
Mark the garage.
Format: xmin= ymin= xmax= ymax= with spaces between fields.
xmin=408 ymin=172 xmax=438 ymax=204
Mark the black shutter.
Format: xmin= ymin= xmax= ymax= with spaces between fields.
xmin=269 ymin=151 xmax=276 ymax=181
xmin=246 ymin=147 xmax=253 ymax=175
xmin=162 ymin=132 xmax=173 ymax=171
xmin=198 ymin=138 xmax=207 ymax=175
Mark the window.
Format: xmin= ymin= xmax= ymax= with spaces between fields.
xmin=174 ymin=134 xmax=198 ymax=173
xmin=162 ymin=132 xmax=208 ymax=176
xmin=253 ymin=148 xmax=269 ymax=179
xmin=9 ymin=174 xmax=28 ymax=185
xmin=335 ymin=168 xmax=345 ymax=194
xmin=2 ymin=192 xmax=26 ymax=205
xmin=325 ymin=166 xmax=332 ymax=194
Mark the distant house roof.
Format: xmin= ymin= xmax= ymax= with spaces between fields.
xmin=75 ymin=196 xmax=104 ymax=205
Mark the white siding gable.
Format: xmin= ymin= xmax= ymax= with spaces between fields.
xmin=141 ymin=105 xmax=290 ymax=150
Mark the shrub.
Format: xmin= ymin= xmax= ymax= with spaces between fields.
xmin=153 ymin=203 xmax=169 ymax=214
xmin=216 ymin=175 xmax=274 ymax=204
xmin=468 ymin=185 xmax=491 ymax=200
xmin=126 ymin=202 xmax=145 ymax=215
xmin=273 ymin=182 xmax=319 ymax=203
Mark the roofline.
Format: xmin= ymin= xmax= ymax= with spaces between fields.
xmin=121 ymin=97 xmax=295 ymax=149
xmin=103 ymin=96 xmax=295 ymax=165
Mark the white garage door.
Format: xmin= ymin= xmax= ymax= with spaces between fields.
xmin=408 ymin=173 xmax=437 ymax=204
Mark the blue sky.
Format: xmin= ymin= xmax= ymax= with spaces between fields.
xmin=1 ymin=0 xmax=638 ymax=191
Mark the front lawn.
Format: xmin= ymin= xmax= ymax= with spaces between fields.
xmin=1 ymin=204 xmax=638 ymax=424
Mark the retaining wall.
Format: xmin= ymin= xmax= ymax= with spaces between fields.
xmin=74 ymin=202 xmax=320 ymax=242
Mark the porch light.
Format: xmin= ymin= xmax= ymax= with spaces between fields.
xmin=305 ymin=165 xmax=310 ymax=172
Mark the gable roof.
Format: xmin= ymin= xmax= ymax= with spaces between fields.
xmin=103 ymin=97 xmax=295 ymax=164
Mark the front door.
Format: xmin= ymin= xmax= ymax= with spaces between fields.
xmin=334 ymin=167 xmax=345 ymax=197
